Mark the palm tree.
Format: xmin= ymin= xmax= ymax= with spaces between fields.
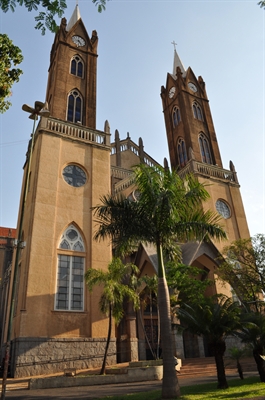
xmin=85 ymin=258 xmax=139 ymax=375
xmin=176 ymin=296 xmax=241 ymax=389
xmin=236 ymin=311 xmax=265 ymax=382
xmin=228 ymin=346 xmax=248 ymax=380
xmin=92 ymin=164 xmax=226 ymax=399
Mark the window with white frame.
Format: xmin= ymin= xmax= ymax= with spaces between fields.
xmin=70 ymin=55 xmax=84 ymax=78
xmin=55 ymin=225 xmax=85 ymax=311
xmin=192 ymin=102 xmax=203 ymax=121
xmin=177 ymin=137 xmax=187 ymax=168
xmin=67 ymin=90 xmax=83 ymax=123
xmin=198 ymin=132 xmax=212 ymax=164
xmin=172 ymin=106 xmax=181 ymax=128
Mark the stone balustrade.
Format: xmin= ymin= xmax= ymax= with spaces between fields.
xmin=178 ymin=160 xmax=238 ymax=184
xmin=40 ymin=117 xmax=110 ymax=146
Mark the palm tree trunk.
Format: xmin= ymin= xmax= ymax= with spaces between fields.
xmin=150 ymin=292 xmax=156 ymax=357
xmin=156 ymin=307 xmax=160 ymax=360
xmin=157 ymin=242 xmax=180 ymax=399
xmin=212 ymin=340 xmax=228 ymax=389
xmin=236 ymin=360 xmax=244 ymax=380
xmin=253 ymin=346 xmax=265 ymax=382
xmin=100 ymin=303 xmax=112 ymax=375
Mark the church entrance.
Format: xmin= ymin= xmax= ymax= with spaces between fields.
xmin=183 ymin=330 xmax=200 ymax=358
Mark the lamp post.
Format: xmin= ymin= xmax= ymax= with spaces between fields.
xmin=1 ymin=101 xmax=50 ymax=400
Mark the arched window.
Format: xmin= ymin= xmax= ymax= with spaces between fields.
xmin=70 ymin=55 xmax=84 ymax=78
xmin=55 ymin=225 xmax=85 ymax=311
xmin=192 ymin=102 xmax=203 ymax=121
xmin=177 ymin=138 xmax=188 ymax=168
xmin=67 ymin=90 xmax=82 ymax=123
xmin=172 ymin=106 xmax=181 ymax=128
xmin=199 ymin=133 xmax=212 ymax=164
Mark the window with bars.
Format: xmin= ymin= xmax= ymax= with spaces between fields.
xmin=55 ymin=225 xmax=85 ymax=311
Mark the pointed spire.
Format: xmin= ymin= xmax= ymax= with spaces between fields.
xmin=66 ymin=4 xmax=81 ymax=32
xmin=172 ymin=48 xmax=186 ymax=77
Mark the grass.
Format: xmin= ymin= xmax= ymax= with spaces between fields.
xmin=102 ymin=376 xmax=265 ymax=400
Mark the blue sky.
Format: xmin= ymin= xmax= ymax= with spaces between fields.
xmin=0 ymin=0 xmax=264 ymax=236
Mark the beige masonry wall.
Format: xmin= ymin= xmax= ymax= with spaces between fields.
xmin=198 ymin=175 xmax=250 ymax=253
xmin=9 ymin=123 xmax=113 ymax=377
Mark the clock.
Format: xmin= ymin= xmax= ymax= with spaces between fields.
xmin=216 ymin=199 xmax=231 ymax=219
xmin=62 ymin=165 xmax=87 ymax=187
xmin=188 ymin=82 xmax=197 ymax=92
xmin=72 ymin=35 xmax=86 ymax=47
xmin=168 ymin=87 xmax=176 ymax=99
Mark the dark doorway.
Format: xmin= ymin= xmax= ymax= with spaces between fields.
xmin=183 ymin=330 xmax=200 ymax=358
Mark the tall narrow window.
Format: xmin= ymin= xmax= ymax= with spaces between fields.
xmin=192 ymin=102 xmax=203 ymax=121
xmin=55 ymin=225 xmax=85 ymax=311
xmin=199 ymin=133 xmax=212 ymax=164
xmin=177 ymin=138 xmax=188 ymax=168
xmin=70 ymin=55 xmax=84 ymax=78
xmin=67 ymin=90 xmax=83 ymax=123
xmin=172 ymin=106 xmax=181 ymax=128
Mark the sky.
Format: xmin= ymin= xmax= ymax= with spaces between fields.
xmin=0 ymin=0 xmax=264 ymax=237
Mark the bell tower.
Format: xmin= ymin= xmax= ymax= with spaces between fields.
xmin=161 ymin=48 xmax=250 ymax=250
xmin=5 ymin=6 xmax=113 ymax=378
xmin=46 ymin=6 xmax=98 ymax=128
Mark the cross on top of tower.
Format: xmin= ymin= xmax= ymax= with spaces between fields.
xmin=171 ymin=41 xmax=177 ymax=51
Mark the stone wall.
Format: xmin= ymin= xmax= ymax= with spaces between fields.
xmin=10 ymin=337 xmax=116 ymax=377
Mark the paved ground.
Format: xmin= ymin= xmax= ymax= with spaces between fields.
xmin=3 ymin=372 xmax=261 ymax=400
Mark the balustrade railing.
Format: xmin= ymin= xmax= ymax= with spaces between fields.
xmin=41 ymin=117 xmax=110 ymax=146
xmin=114 ymin=174 xmax=135 ymax=194
xmin=178 ymin=160 xmax=238 ymax=183
xmin=111 ymin=166 xmax=134 ymax=181
xmin=110 ymin=140 xmax=158 ymax=168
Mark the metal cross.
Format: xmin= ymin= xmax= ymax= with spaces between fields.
xmin=171 ymin=41 xmax=177 ymax=50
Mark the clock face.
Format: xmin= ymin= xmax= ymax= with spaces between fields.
xmin=72 ymin=35 xmax=86 ymax=47
xmin=62 ymin=165 xmax=87 ymax=187
xmin=168 ymin=87 xmax=176 ymax=99
xmin=188 ymin=82 xmax=197 ymax=92
xmin=216 ymin=199 xmax=231 ymax=219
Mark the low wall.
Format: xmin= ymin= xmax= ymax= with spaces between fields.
xmin=29 ymin=365 xmax=163 ymax=390
xmin=11 ymin=337 xmax=116 ymax=378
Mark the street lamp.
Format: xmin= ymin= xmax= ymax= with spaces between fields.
xmin=1 ymin=101 xmax=50 ymax=400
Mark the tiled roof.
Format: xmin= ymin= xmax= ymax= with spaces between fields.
xmin=0 ymin=227 xmax=17 ymax=243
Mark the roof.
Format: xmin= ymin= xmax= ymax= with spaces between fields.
xmin=172 ymin=48 xmax=186 ymax=77
xmin=0 ymin=227 xmax=16 ymax=238
xmin=66 ymin=4 xmax=81 ymax=32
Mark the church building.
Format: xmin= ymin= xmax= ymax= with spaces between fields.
xmin=1 ymin=5 xmax=250 ymax=377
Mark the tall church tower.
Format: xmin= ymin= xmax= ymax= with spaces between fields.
xmin=161 ymin=48 xmax=250 ymax=251
xmin=46 ymin=6 xmax=98 ymax=128
xmin=161 ymin=49 xmax=250 ymax=359
xmin=5 ymin=6 xmax=113 ymax=378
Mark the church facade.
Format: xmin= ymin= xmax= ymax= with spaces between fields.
xmin=1 ymin=6 xmax=250 ymax=377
